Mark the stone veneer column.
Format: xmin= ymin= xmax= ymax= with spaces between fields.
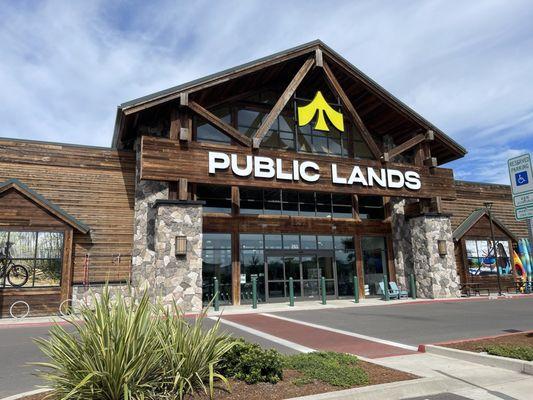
xmin=131 ymin=141 xmax=169 ymax=298
xmin=153 ymin=200 xmax=203 ymax=311
xmin=390 ymin=198 xmax=412 ymax=289
xmin=408 ymin=214 xmax=460 ymax=298
xmin=130 ymin=140 xmax=204 ymax=311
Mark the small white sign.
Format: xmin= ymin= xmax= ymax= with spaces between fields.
xmin=508 ymin=153 xmax=533 ymax=196
xmin=516 ymin=205 xmax=533 ymax=221
xmin=514 ymin=191 xmax=533 ymax=207
xmin=240 ymin=274 xmax=246 ymax=284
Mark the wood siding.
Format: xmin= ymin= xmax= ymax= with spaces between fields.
xmin=442 ymin=180 xmax=528 ymax=238
xmin=0 ymin=189 xmax=68 ymax=228
xmin=0 ymin=139 xmax=136 ymax=284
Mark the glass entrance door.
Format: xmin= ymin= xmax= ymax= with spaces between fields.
xmin=265 ymin=250 xmax=335 ymax=301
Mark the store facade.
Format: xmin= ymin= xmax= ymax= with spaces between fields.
xmin=0 ymin=41 xmax=528 ymax=315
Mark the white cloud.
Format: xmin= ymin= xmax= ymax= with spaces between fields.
xmin=0 ymin=0 xmax=532 ymax=182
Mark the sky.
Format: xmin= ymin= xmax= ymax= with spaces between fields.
xmin=1 ymin=0 xmax=532 ymax=185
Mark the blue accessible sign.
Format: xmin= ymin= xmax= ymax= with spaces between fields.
xmin=515 ymin=171 xmax=529 ymax=187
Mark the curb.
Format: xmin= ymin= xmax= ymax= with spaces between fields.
xmin=0 ymin=388 xmax=51 ymax=400
xmin=423 ymin=344 xmax=533 ymax=375
xmin=286 ymin=377 xmax=447 ymax=400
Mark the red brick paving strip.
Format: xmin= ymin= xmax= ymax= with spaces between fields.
xmin=223 ymin=314 xmax=417 ymax=359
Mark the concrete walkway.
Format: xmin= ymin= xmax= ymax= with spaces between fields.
xmin=376 ymin=352 xmax=533 ymax=400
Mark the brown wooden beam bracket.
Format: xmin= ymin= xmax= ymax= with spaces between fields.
xmin=252 ymin=57 xmax=315 ymax=148
xmin=386 ymin=133 xmax=426 ymax=160
xmin=322 ymin=62 xmax=382 ymax=160
xmin=178 ymin=178 xmax=188 ymax=200
xmin=315 ymin=48 xmax=323 ymax=68
xmin=169 ymin=109 xmax=180 ymax=141
xmin=187 ymin=101 xmax=252 ymax=146
xmin=424 ymin=157 xmax=438 ymax=168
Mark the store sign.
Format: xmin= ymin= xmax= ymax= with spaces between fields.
xmin=297 ymin=91 xmax=344 ymax=132
xmin=208 ymin=151 xmax=421 ymax=190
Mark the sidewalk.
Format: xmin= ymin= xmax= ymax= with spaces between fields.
xmin=375 ymin=352 xmax=533 ymax=400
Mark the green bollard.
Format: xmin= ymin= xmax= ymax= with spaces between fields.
xmin=353 ymin=276 xmax=359 ymax=303
xmin=409 ymin=273 xmax=417 ymax=299
xmin=383 ymin=275 xmax=390 ymax=301
xmin=213 ymin=277 xmax=220 ymax=311
xmin=289 ymin=277 xmax=295 ymax=307
xmin=252 ymin=276 xmax=257 ymax=309
xmin=321 ymin=276 xmax=327 ymax=305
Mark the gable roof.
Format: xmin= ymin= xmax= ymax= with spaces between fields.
xmin=453 ymin=208 xmax=517 ymax=242
xmin=0 ymin=179 xmax=90 ymax=234
xmin=112 ymin=40 xmax=466 ymax=163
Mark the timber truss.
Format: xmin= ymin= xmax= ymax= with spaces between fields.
xmin=169 ymin=49 xmax=436 ymax=168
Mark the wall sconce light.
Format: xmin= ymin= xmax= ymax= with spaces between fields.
xmin=175 ymin=235 xmax=187 ymax=256
xmin=437 ymin=240 xmax=447 ymax=257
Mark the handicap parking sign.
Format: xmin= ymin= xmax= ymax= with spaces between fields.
xmin=515 ymin=171 xmax=529 ymax=186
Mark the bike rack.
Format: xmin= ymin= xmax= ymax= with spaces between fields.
xmin=9 ymin=300 xmax=30 ymax=319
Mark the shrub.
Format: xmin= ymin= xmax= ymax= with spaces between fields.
xmin=284 ymin=352 xmax=369 ymax=388
xmin=33 ymin=287 xmax=234 ymax=400
xmin=485 ymin=345 xmax=533 ymax=361
xmin=218 ymin=339 xmax=284 ymax=384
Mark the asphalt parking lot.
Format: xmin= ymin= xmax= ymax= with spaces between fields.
xmin=273 ymin=297 xmax=533 ymax=346
xmin=0 ymin=317 xmax=295 ymax=398
xmin=0 ymin=297 xmax=532 ymax=398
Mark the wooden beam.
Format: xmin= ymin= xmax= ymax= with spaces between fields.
xmin=315 ymin=49 xmax=323 ymax=68
xmin=386 ymin=133 xmax=426 ymax=160
xmin=252 ymin=57 xmax=315 ymax=148
xmin=178 ymin=178 xmax=188 ymax=200
xmin=424 ymin=157 xmax=438 ymax=168
xmin=231 ymin=186 xmax=240 ymax=215
xmin=169 ymin=109 xmax=180 ymax=140
xmin=188 ymin=101 xmax=252 ymax=146
xmin=322 ymin=62 xmax=382 ymax=159
xmin=180 ymin=92 xmax=188 ymax=106
xmin=60 ymin=228 xmax=74 ymax=304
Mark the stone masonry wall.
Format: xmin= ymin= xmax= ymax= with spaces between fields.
xmin=390 ymin=198 xmax=412 ymax=290
xmin=153 ymin=202 xmax=203 ymax=311
xmin=409 ymin=215 xmax=460 ymax=298
xmin=129 ymin=141 xmax=203 ymax=311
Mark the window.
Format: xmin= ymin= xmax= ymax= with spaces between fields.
xmin=465 ymin=239 xmax=512 ymax=276
xmin=195 ymin=107 xmax=232 ymax=144
xmin=196 ymin=185 xmax=231 ymax=213
xmin=359 ymin=196 xmax=385 ymax=220
xmin=239 ymin=188 xmax=353 ymax=219
xmin=202 ymin=233 xmax=232 ymax=304
xmin=0 ymin=231 xmax=64 ymax=288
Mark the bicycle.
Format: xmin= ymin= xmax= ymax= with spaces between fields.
xmin=0 ymin=241 xmax=30 ymax=287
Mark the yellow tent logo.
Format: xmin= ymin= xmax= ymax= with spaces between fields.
xmin=297 ymin=91 xmax=344 ymax=132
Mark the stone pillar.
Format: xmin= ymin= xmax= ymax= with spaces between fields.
xmin=130 ymin=140 xmax=204 ymax=311
xmin=131 ymin=143 xmax=169 ymax=298
xmin=409 ymin=214 xmax=460 ymax=298
xmin=390 ymin=198 xmax=412 ymax=289
xmin=153 ymin=200 xmax=203 ymax=311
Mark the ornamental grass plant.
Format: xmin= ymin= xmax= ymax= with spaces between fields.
xmin=33 ymin=287 xmax=234 ymax=400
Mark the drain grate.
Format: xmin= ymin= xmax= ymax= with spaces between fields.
xmin=502 ymin=329 xmax=523 ymax=333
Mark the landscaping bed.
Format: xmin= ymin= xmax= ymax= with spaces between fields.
xmin=19 ymin=361 xmax=417 ymax=400
xmin=25 ymin=287 xmax=417 ymax=400
xmin=442 ymin=331 xmax=533 ymax=361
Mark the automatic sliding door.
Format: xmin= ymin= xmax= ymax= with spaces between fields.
xmin=318 ymin=255 xmax=335 ymax=296
xmin=302 ymin=255 xmax=319 ymax=298
xmin=284 ymin=256 xmax=301 ymax=297
xmin=267 ymin=256 xmax=285 ymax=299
